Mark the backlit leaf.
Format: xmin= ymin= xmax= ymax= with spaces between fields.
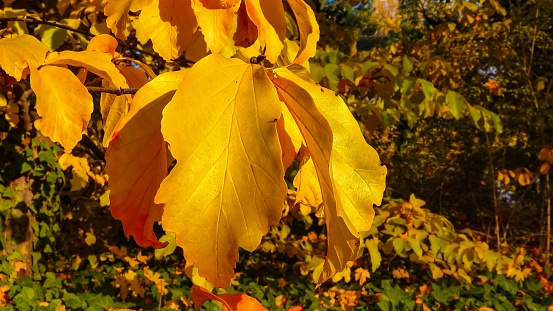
xmin=270 ymin=68 xmax=359 ymax=284
xmin=192 ymin=0 xmax=239 ymax=54
xmin=104 ymin=0 xmax=149 ymax=39
xmin=276 ymin=67 xmax=386 ymax=231
xmin=244 ymin=0 xmax=286 ymax=63
xmin=105 ymin=70 xmax=188 ymax=248
xmin=287 ymin=0 xmax=319 ymax=64
xmin=44 ymin=50 xmax=129 ymax=89
xmin=87 ymin=34 xmax=118 ymax=58
xmin=156 ymin=54 xmax=286 ymax=287
xmin=0 ymin=34 xmax=48 ymax=80
xmin=139 ymin=0 xmax=197 ymax=61
xmin=30 ymin=66 xmax=92 ymax=150
xmin=294 ymin=153 xmax=323 ymax=208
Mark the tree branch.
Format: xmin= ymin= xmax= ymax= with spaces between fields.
xmin=86 ymin=86 xmax=140 ymax=95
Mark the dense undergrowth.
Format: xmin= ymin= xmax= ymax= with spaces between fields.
xmin=1 ymin=117 xmax=552 ymax=310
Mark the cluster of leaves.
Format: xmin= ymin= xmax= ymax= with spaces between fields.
xmin=0 ymin=0 xmax=389 ymax=291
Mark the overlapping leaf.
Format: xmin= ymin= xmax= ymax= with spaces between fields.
xmin=0 ymin=34 xmax=48 ymax=80
xmin=270 ymin=67 xmax=386 ymax=284
xmin=155 ymin=54 xmax=287 ymax=287
xmin=30 ymin=66 xmax=93 ymax=150
xmin=243 ymin=0 xmax=286 ymax=63
xmin=287 ymin=0 xmax=319 ymax=64
xmin=44 ymin=50 xmax=128 ymax=89
xmin=105 ymin=70 xmax=188 ymax=248
xmin=104 ymin=0 xmax=149 ymax=39
xmin=192 ymin=0 xmax=239 ymax=54
xmin=139 ymin=0 xmax=197 ymax=61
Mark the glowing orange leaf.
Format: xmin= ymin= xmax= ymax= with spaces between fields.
xmin=105 ymin=70 xmax=188 ymax=248
xmin=191 ymin=285 xmax=268 ymax=310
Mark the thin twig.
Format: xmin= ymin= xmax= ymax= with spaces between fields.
xmin=86 ymin=86 xmax=139 ymax=95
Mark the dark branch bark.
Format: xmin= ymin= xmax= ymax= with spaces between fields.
xmin=86 ymin=86 xmax=140 ymax=95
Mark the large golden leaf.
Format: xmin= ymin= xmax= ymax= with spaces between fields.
xmin=192 ymin=0 xmax=239 ymax=54
xmin=30 ymin=66 xmax=92 ymax=150
xmin=139 ymin=0 xmax=197 ymax=61
xmin=270 ymin=68 xmax=367 ymax=284
xmin=156 ymin=54 xmax=286 ymax=287
xmin=44 ymin=50 xmax=129 ymax=88
xmin=104 ymin=0 xmax=149 ymax=39
xmin=287 ymin=0 xmax=319 ymax=64
xmin=105 ymin=70 xmax=188 ymax=248
xmin=243 ymin=0 xmax=286 ymax=63
xmin=0 ymin=35 xmax=48 ymax=80
xmin=292 ymin=72 xmax=387 ymax=232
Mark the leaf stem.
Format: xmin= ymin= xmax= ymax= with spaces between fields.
xmin=86 ymin=86 xmax=140 ymax=95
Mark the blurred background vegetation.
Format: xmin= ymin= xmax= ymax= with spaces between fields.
xmin=0 ymin=0 xmax=552 ymax=309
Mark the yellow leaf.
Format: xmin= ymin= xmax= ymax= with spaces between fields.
xmin=0 ymin=35 xmax=48 ymax=80
xmin=354 ymin=267 xmax=370 ymax=285
xmin=104 ymin=0 xmax=149 ymax=39
xmin=156 ymin=54 xmax=287 ymax=287
xmin=273 ymin=67 xmax=386 ymax=251
xmin=0 ymin=8 xmax=29 ymax=35
xmin=44 ymin=50 xmax=129 ymax=89
xmin=59 ymin=153 xmax=91 ymax=191
xmin=139 ymin=0 xmax=197 ymax=61
xmin=192 ymin=0 xmax=239 ymax=54
xmin=87 ymin=34 xmax=118 ymax=58
xmin=100 ymin=81 xmax=128 ymax=148
xmin=105 ymin=70 xmax=187 ymax=248
xmin=243 ymin=0 xmax=286 ymax=63
xmin=287 ymin=0 xmax=319 ymax=64
xmin=85 ymin=232 xmax=96 ymax=245
xmin=270 ymin=68 xmax=359 ymax=285
xmin=275 ymin=115 xmax=296 ymax=170
xmin=294 ymin=153 xmax=323 ymax=208
xmin=30 ymin=66 xmax=92 ymax=150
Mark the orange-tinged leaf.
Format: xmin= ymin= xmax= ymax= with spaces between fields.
xmin=276 ymin=116 xmax=296 ymax=170
xmin=117 ymin=65 xmax=149 ymax=88
xmin=104 ymin=0 xmax=149 ymax=39
xmin=105 ymin=70 xmax=188 ymax=248
xmin=30 ymin=66 xmax=92 ymax=150
xmin=87 ymin=34 xmax=118 ymax=58
xmin=100 ymin=81 xmax=128 ymax=147
xmin=287 ymin=0 xmax=319 ymax=64
xmin=0 ymin=34 xmax=48 ymax=80
xmin=156 ymin=54 xmax=287 ymax=287
xmin=139 ymin=0 xmax=197 ymax=61
xmin=192 ymin=0 xmax=239 ymax=54
xmin=541 ymin=163 xmax=551 ymax=175
xmin=44 ymin=50 xmax=129 ymax=88
xmin=234 ymin=0 xmax=258 ymax=48
xmin=270 ymin=69 xmax=359 ymax=284
xmin=243 ymin=0 xmax=286 ymax=63
xmin=191 ymin=285 xmax=268 ymax=311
